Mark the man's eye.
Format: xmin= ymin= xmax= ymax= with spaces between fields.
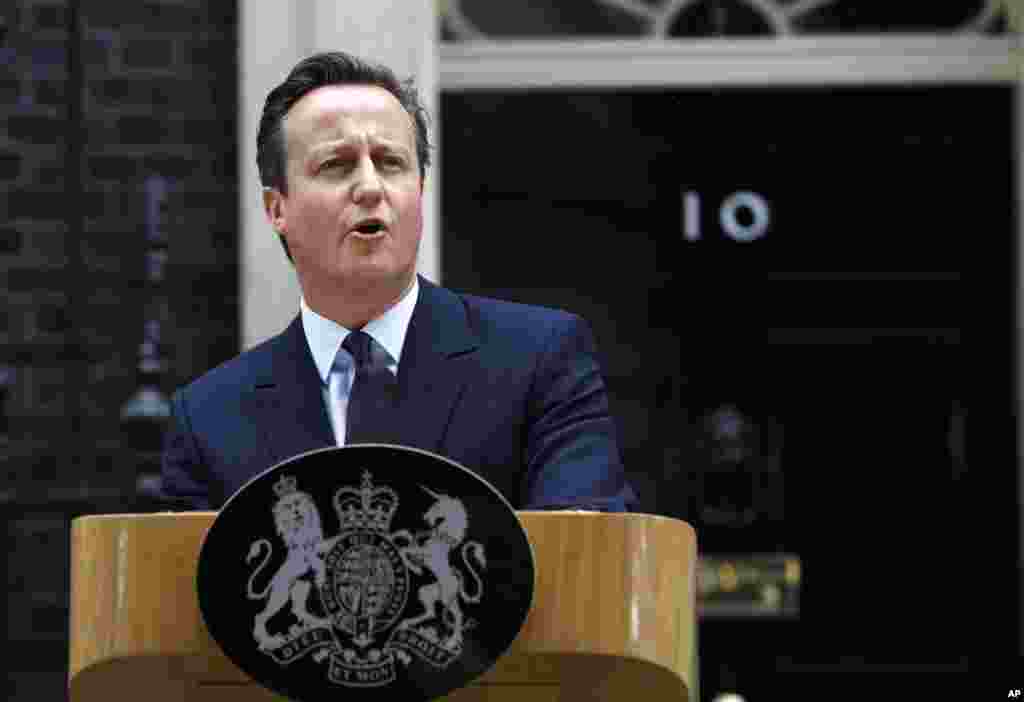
xmin=379 ymin=156 xmax=405 ymax=170
xmin=320 ymin=159 xmax=347 ymax=172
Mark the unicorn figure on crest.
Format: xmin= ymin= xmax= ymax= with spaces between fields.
xmin=392 ymin=487 xmax=486 ymax=650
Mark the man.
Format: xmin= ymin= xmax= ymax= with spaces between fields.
xmin=161 ymin=51 xmax=635 ymax=511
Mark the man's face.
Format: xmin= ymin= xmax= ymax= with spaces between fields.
xmin=265 ymin=84 xmax=423 ymax=306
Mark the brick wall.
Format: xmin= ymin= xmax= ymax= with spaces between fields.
xmin=2 ymin=2 xmax=238 ymax=698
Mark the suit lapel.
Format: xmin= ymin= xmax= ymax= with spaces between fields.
xmin=242 ymin=317 xmax=336 ymax=467
xmin=392 ymin=277 xmax=479 ymax=453
xmin=239 ymin=279 xmax=479 ymax=467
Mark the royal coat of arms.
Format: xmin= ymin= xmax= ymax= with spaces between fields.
xmin=243 ymin=470 xmax=487 ymax=688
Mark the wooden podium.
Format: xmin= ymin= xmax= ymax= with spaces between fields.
xmin=68 ymin=512 xmax=696 ymax=701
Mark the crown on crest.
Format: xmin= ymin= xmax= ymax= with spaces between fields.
xmin=333 ymin=470 xmax=398 ymax=533
xmin=273 ymin=474 xmax=298 ymax=498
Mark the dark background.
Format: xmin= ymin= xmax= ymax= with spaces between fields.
xmin=2 ymin=3 xmax=238 ymax=700
xmin=440 ymin=86 xmax=991 ymax=687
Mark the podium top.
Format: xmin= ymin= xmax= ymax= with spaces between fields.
xmin=69 ymin=511 xmax=696 ymax=702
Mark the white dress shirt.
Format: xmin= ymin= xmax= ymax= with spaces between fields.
xmin=300 ymin=278 xmax=419 ymax=445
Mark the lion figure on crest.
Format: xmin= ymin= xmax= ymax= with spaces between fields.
xmin=393 ymin=487 xmax=486 ymax=649
xmin=246 ymin=481 xmax=328 ymax=649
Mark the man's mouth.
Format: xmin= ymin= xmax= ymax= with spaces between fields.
xmin=351 ymin=218 xmax=388 ymax=236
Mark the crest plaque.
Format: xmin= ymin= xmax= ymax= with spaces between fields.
xmin=197 ymin=444 xmax=535 ymax=701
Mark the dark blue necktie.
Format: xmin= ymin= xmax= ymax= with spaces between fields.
xmin=342 ymin=330 xmax=396 ymax=444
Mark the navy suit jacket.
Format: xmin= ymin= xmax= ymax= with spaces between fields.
xmin=161 ymin=277 xmax=635 ymax=511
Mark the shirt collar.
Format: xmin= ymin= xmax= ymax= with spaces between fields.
xmin=301 ymin=277 xmax=420 ymax=384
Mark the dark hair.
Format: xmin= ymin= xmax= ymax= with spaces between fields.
xmin=257 ymin=51 xmax=432 ymax=192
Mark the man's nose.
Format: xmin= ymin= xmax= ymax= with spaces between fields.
xmin=351 ymin=156 xmax=383 ymax=204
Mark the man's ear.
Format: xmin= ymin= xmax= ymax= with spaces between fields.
xmin=263 ymin=187 xmax=287 ymax=235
